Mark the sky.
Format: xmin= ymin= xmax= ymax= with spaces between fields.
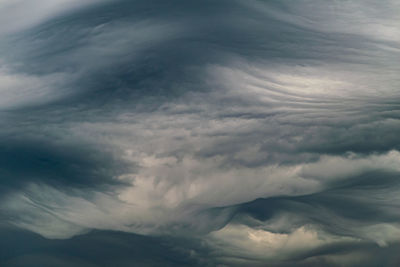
xmin=0 ymin=0 xmax=400 ymax=266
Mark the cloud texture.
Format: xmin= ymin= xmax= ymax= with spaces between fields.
xmin=0 ymin=0 xmax=400 ymax=266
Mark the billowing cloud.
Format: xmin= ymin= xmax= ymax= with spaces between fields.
xmin=0 ymin=0 xmax=399 ymax=266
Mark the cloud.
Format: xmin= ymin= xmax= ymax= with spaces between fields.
xmin=0 ymin=0 xmax=109 ymax=36
xmin=0 ymin=66 xmax=74 ymax=110
xmin=0 ymin=0 xmax=399 ymax=265
xmin=2 ymin=151 xmax=400 ymax=244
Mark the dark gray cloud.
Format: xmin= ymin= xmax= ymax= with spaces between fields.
xmin=0 ymin=225 xmax=209 ymax=267
xmin=0 ymin=0 xmax=399 ymax=266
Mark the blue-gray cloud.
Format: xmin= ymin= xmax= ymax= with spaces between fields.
xmin=0 ymin=0 xmax=399 ymax=266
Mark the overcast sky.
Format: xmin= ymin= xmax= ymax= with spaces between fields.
xmin=0 ymin=0 xmax=400 ymax=266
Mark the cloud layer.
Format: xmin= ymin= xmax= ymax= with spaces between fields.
xmin=1 ymin=0 xmax=399 ymax=266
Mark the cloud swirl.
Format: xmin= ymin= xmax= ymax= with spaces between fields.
xmin=0 ymin=0 xmax=399 ymax=266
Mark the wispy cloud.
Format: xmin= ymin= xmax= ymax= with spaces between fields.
xmin=0 ymin=0 xmax=399 ymax=266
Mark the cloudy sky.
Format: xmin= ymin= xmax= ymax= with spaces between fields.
xmin=0 ymin=0 xmax=399 ymax=266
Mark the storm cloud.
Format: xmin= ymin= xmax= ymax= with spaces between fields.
xmin=0 ymin=0 xmax=400 ymax=266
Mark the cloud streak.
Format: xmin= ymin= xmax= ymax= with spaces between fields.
xmin=0 ymin=0 xmax=399 ymax=266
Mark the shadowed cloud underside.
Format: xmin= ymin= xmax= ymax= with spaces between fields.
xmin=0 ymin=0 xmax=400 ymax=266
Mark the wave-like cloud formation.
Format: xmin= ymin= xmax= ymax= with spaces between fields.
xmin=0 ymin=0 xmax=399 ymax=266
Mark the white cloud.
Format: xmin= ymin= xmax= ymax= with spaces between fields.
xmin=0 ymin=66 xmax=73 ymax=110
xmin=2 ymin=150 xmax=400 ymax=239
xmin=205 ymin=223 xmax=356 ymax=262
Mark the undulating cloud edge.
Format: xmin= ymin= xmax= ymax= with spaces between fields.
xmin=0 ymin=0 xmax=399 ymax=266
